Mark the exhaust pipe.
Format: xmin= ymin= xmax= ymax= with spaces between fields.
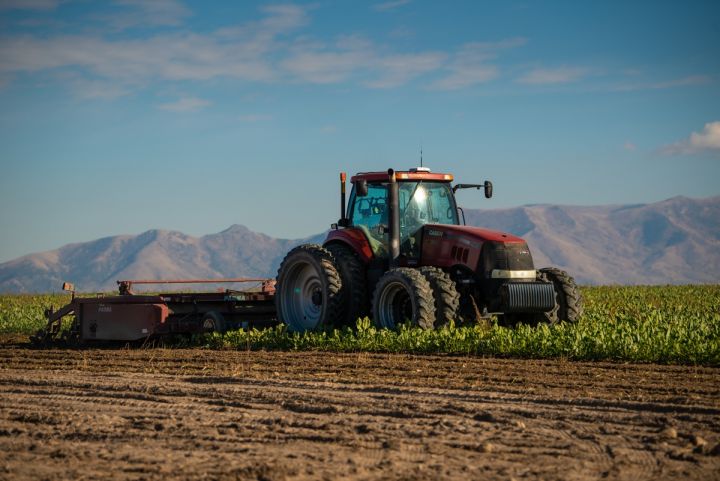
xmin=387 ymin=168 xmax=400 ymax=268
xmin=340 ymin=172 xmax=347 ymax=224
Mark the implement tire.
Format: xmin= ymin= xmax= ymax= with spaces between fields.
xmin=538 ymin=267 xmax=583 ymax=323
xmin=372 ymin=268 xmax=435 ymax=330
xmin=326 ymin=243 xmax=368 ymax=327
xmin=276 ymin=244 xmax=342 ymax=332
xmin=419 ymin=267 xmax=460 ymax=326
xmin=201 ymin=311 xmax=226 ymax=333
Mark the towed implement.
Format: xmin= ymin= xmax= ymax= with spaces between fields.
xmin=31 ymin=279 xmax=276 ymax=345
xmin=32 ymin=165 xmax=583 ymax=344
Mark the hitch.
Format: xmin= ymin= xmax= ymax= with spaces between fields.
xmin=29 ymin=283 xmax=78 ymax=346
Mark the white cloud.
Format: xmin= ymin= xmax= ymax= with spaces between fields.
xmin=158 ymin=96 xmax=210 ymax=112
xmin=517 ymin=66 xmax=589 ymax=84
xmin=0 ymin=31 xmax=276 ymax=85
xmin=0 ymin=3 xmax=526 ymax=95
xmin=661 ymin=121 xmax=720 ymax=156
xmin=429 ymin=39 xmax=525 ymax=90
xmin=282 ymin=51 xmax=367 ymax=84
xmin=238 ymin=114 xmax=273 ymax=122
xmin=613 ymin=75 xmax=712 ymax=92
xmin=259 ymin=4 xmax=310 ymax=32
xmin=373 ymin=0 xmax=412 ymax=11
xmin=99 ymin=0 xmax=191 ymax=31
xmin=66 ymin=75 xmax=131 ymax=99
xmin=0 ymin=0 xmax=59 ymax=10
xmin=281 ymin=34 xmax=444 ymax=87
xmin=0 ymin=4 xmax=312 ymax=94
xmin=365 ymin=52 xmax=445 ymax=88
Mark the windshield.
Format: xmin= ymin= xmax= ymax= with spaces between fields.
xmin=399 ymin=181 xmax=459 ymax=230
xmin=398 ymin=181 xmax=457 ymax=258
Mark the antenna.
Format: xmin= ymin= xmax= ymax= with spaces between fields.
xmin=420 ymin=144 xmax=423 ymax=167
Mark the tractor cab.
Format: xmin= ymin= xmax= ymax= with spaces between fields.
xmin=345 ymin=168 xmax=460 ymax=261
xmin=331 ymin=167 xmax=493 ymax=268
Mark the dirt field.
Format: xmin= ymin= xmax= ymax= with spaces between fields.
xmin=0 ymin=346 xmax=718 ymax=481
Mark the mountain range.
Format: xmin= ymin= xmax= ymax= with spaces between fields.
xmin=1 ymin=196 xmax=718 ymax=293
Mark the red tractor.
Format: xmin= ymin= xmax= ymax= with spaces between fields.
xmin=275 ymin=167 xmax=582 ymax=331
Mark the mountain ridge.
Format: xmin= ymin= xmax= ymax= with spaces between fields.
xmin=1 ymin=196 xmax=718 ymax=292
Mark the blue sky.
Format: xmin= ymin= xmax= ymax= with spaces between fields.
xmin=1 ymin=0 xmax=719 ymax=263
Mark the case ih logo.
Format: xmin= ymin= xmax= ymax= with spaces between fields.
xmin=98 ymin=305 xmax=112 ymax=313
xmin=427 ymin=229 xmax=444 ymax=237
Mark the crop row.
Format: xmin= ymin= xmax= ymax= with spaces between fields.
xmin=1 ymin=285 xmax=718 ymax=365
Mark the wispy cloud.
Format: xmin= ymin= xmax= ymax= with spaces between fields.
xmin=0 ymin=3 xmax=528 ymax=96
xmin=623 ymin=141 xmax=637 ymax=152
xmin=158 ymin=96 xmax=210 ymax=112
xmin=97 ymin=0 xmax=192 ymax=31
xmin=612 ymin=75 xmax=712 ymax=92
xmin=429 ymin=38 xmax=526 ymax=90
xmin=364 ymin=52 xmax=445 ymax=88
xmin=517 ymin=66 xmax=589 ymax=84
xmin=282 ymin=34 xmax=444 ymax=88
xmin=661 ymin=121 xmax=720 ymax=156
xmin=238 ymin=113 xmax=273 ymax=122
xmin=373 ymin=0 xmax=412 ymax=12
xmin=281 ymin=37 xmax=374 ymax=84
xmin=0 ymin=4 xmax=306 ymax=93
xmin=0 ymin=0 xmax=59 ymax=10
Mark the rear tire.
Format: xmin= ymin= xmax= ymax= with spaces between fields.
xmin=419 ymin=267 xmax=460 ymax=326
xmin=372 ymin=268 xmax=435 ymax=330
xmin=276 ymin=244 xmax=343 ymax=332
xmin=538 ymin=267 xmax=583 ymax=323
xmin=326 ymin=243 xmax=368 ymax=327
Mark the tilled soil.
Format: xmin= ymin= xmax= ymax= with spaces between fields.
xmin=0 ymin=347 xmax=718 ymax=481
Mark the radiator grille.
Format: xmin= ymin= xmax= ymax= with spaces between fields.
xmin=502 ymin=282 xmax=556 ymax=312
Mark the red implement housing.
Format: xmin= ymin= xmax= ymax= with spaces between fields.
xmin=32 ymin=278 xmax=277 ymax=345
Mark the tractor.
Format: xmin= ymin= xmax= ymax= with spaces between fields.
xmin=275 ymin=167 xmax=582 ymax=331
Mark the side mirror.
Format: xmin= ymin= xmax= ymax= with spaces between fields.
xmin=355 ymin=179 xmax=368 ymax=197
xmin=484 ymin=181 xmax=493 ymax=199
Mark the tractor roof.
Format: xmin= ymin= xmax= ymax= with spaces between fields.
xmin=351 ymin=167 xmax=453 ymax=183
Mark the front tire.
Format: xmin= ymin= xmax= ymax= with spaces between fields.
xmin=538 ymin=267 xmax=583 ymax=323
xmin=372 ymin=268 xmax=435 ymax=330
xmin=276 ymin=244 xmax=342 ymax=332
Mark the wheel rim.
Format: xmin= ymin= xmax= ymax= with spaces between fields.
xmin=279 ymin=261 xmax=324 ymax=331
xmin=376 ymin=281 xmax=413 ymax=329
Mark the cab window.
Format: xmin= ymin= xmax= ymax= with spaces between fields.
xmin=349 ymin=183 xmax=388 ymax=256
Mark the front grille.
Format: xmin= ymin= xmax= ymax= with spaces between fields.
xmin=502 ymin=282 xmax=556 ymax=312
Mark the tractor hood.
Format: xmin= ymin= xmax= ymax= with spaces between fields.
xmin=420 ymin=224 xmax=532 ymax=273
xmin=424 ymin=224 xmax=526 ymax=244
